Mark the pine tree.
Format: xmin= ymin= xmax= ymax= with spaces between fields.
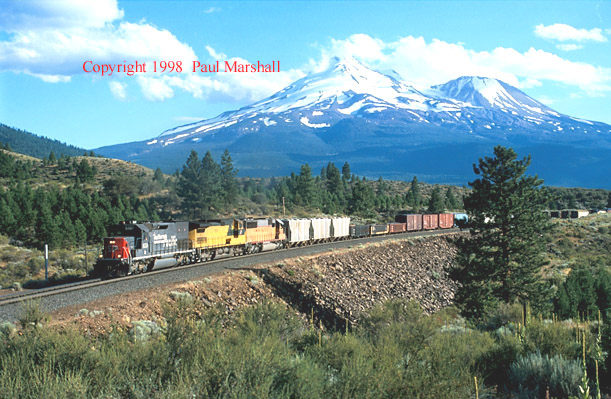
xmin=349 ymin=180 xmax=375 ymax=215
xmin=406 ymin=176 xmax=421 ymax=210
xmin=607 ymin=192 xmax=611 ymax=208
xmin=555 ymin=266 xmax=598 ymax=319
xmin=445 ymin=187 xmax=460 ymax=210
xmin=427 ymin=186 xmax=445 ymax=213
xmin=74 ymin=219 xmax=87 ymax=244
xmin=153 ymin=167 xmax=164 ymax=183
xmin=342 ymin=162 xmax=351 ymax=181
xmin=451 ymin=146 xmax=552 ymax=320
xmin=200 ymin=151 xmax=222 ymax=214
xmin=75 ymin=158 xmax=96 ymax=182
xmin=326 ymin=163 xmax=342 ymax=195
xmin=320 ymin=166 xmax=327 ymax=180
xmin=220 ymin=149 xmax=238 ymax=210
xmin=177 ymin=150 xmax=206 ymax=218
xmin=376 ymin=176 xmax=387 ymax=196
xmin=295 ymin=163 xmax=317 ymax=207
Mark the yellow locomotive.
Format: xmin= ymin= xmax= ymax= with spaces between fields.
xmin=189 ymin=219 xmax=246 ymax=261
xmin=188 ymin=218 xmax=285 ymax=262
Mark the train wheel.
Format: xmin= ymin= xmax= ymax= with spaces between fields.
xmin=146 ymin=260 xmax=155 ymax=272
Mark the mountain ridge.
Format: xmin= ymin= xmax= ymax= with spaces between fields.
xmin=0 ymin=123 xmax=87 ymax=159
xmin=95 ymin=57 xmax=611 ymax=188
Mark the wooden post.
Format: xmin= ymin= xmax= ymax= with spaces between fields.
xmin=44 ymin=244 xmax=49 ymax=284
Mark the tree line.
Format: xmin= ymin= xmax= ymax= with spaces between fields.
xmin=0 ymin=123 xmax=86 ymax=159
xmin=0 ymin=183 xmax=159 ymax=249
xmin=175 ymin=150 xmax=464 ymax=219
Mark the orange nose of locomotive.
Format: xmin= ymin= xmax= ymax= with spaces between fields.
xmin=103 ymin=237 xmax=130 ymax=259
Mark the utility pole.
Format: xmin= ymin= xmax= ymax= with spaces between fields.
xmin=282 ymin=196 xmax=285 ymax=217
xmin=84 ymin=242 xmax=88 ymax=276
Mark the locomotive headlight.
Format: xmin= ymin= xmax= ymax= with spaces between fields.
xmin=98 ymin=255 xmax=103 ymax=258
xmin=117 ymin=255 xmax=122 ymax=259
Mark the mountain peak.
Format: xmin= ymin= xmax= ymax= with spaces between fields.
xmin=330 ymin=55 xmax=367 ymax=71
xmin=432 ymin=75 xmax=553 ymax=115
xmin=96 ymin=55 xmax=611 ymax=188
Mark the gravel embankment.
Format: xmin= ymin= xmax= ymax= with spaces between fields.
xmin=0 ymin=229 xmax=459 ymax=323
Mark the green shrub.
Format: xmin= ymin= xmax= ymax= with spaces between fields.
xmin=129 ymin=320 xmax=163 ymax=342
xmin=481 ymin=302 xmax=523 ymax=331
xmin=523 ymin=320 xmax=582 ymax=360
xmin=478 ymin=333 xmax=522 ymax=388
xmin=507 ymin=351 xmax=582 ymax=399
xmin=169 ymin=290 xmax=193 ymax=303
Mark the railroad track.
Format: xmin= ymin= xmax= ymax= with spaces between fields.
xmin=0 ymin=228 xmax=461 ymax=318
xmin=0 ymin=278 xmax=102 ymax=307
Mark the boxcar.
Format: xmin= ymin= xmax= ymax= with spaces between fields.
xmin=422 ymin=214 xmax=439 ymax=230
xmin=388 ymin=222 xmax=406 ymax=233
xmin=438 ymin=213 xmax=454 ymax=229
xmin=395 ymin=214 xmax=423 ymax=231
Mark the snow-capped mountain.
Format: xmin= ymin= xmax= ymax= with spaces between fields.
xmin=96 ymin=57 xmax=611 ymax=188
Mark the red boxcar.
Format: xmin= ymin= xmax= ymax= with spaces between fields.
xmin=438 ymin=213 xmax=454 ymax=229
xmin=422 ymin=214 xmax=439 ymax=230
xmin=389 ymin=222 xmax=406 ymax=233
xmin=395 ymin=214 xmax=423 ymax=231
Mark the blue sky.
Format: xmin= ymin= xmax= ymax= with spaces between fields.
xmin=0 ymin=0 xmax=609 ymax=149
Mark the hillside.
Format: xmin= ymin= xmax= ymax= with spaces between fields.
xmin=0 ymin=124 xmax=86 ymax=159
xmin=3 ymin=221 xmax=609 ymax=398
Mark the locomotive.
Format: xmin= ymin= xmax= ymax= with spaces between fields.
xmin=94 ymin=213 xmax=460 ymax=279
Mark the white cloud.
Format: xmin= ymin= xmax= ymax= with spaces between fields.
xmin=0 ymin=0 xmax=124 ymax=31
xmin=205 ymin=45 xmax=226 ymax=60
xmin=556 ymin=43 xmax=584 ymax=51
xmin=0 ymin=2 xmax=304 ymax=103
xmin=534 ymin=23 xmax=607 ymax=42
xmin=25 ymin=72 xmax=71 ymax=83
xmin=203 ymin=7 xmax=221 ymax=14
xmin=139 ymin=56 xmax=304 ymax=103
xmin=537 ymin=96 xmax=554 ymax=105
xmin=0 ymin=0 xmax=197 ymax=81
xmin=315 ymin=34 xmax=611 ymax=95
xmin=3 ymin=3 xmax=608 ymax=105
xmin=175 ymin=116 xmax=205 ymax=123
xmin=109 ymin=81 xmax=127 ymax=100
xmin=137 ymin=76 xmax=174 ymax=101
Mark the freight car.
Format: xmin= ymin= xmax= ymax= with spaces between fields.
xmin=394 ymin=214 xmax=423 ymax=231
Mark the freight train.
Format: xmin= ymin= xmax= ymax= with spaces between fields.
xmin=94 ymin=213 xmax=461 ymax=278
